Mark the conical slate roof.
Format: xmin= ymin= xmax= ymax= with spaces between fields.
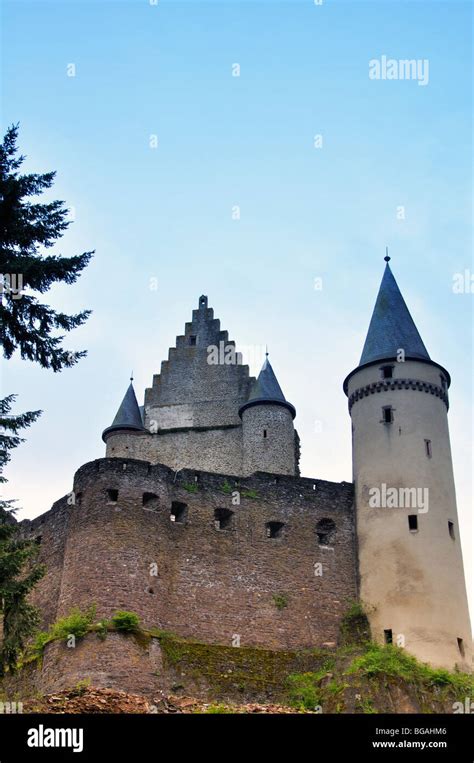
xmin=102 ymin=382 xmax=145 ymax=442
xmin=359 ymin=262 xmax=430 ymax=365
xmin=239 ymin=358 xmax=296 ymax=419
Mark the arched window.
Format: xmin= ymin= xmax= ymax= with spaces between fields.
xmin=266 ymin=521 xmax=284 ymax=539
xmin=142 ymin=492 xmax=159 ymax=510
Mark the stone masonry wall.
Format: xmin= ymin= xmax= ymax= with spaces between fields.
xmin=20 ymin=457 xmax=357 ymax=695
xmin=144 ymin=297 xmax=255 ymax=431
xmin=242 ymin=404 xmax=296 ymax=476
xmin=20 ymin=497 xmax=70 ymax=630
xmin=105 ymin=426 xmax=244 ymax=475
xmin=25 ymin=457 xmax=356 ymax=656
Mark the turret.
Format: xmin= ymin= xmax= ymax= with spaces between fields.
xmin=344 ymin=256 xmax=472 ymax=670
xmin=102 ymin=381 xmax=145 ymax=457
xmin=239 ymin=356 xmax=297 ymax=476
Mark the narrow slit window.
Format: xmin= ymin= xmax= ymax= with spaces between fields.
xmin=384 ymin=629 xmax=393 ymax=644
xmin=382 ymin=406 xmax=394 ymax=424
xmin=408 ymin=514 xmax=418 ymax=532
xmin=170 ymin=501 xmax=187 ymax=524
xmin=266 ymin=521 xmax=284 ymax=539
xmin=263 ymin=429 xmax=267 ymax=438
xmin=448 ymin=521 xmax=455 ymax=540
xmin=425 ymin=439 xmax=432 ymax=458
xmin=457 ymin=638 xmax=465 ymax=657
xmin=107 ymin=489 xmax=118 ymax=503
xmin=214 ymin=508 xmax=234 ymax=531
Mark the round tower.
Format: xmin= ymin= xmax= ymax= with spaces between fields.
xmin=344 ymin=257 xmax=472 ymax=670
xmin=102 ymin=380 xmax=145 ymax=458
xmin=239 ymin=356 xmax=297 ymax=476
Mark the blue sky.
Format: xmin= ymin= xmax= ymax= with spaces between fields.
xmin=1 ymin=0 xmax=472 ymax=612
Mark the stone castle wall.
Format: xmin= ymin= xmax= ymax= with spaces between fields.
xmin=24 ymin=458 xmax=357 ymax=656
xmin=21 ymin=497 xmax=70 ymax=630
xmin=105 ymin=426 xmax=244 ymax=475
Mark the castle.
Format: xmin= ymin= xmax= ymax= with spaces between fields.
xmin=21 ymin=258 xmax=472 ymax=695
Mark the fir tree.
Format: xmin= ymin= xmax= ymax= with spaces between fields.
xmin=0 ymin=124 xmax=93 ymax=371
xmin=0 ymin=395 xmax=44 ymax=675
xmin=0 ymin=118 xmax=92 ymax=669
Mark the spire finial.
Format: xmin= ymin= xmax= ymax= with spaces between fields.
xmin=384 ymin=247 xmax=391 ymax=263
xmin=265 ymin=344 xmax=269 ymax=357
xmin=130 ymin=370 xmax=134 ymax=382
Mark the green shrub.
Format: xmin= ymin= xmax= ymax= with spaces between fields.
xmin=286 ymin=672 xmax=323 ymax=710
xmin=111 ymin=610 xmax=141 ymax=632
xmin=32 ymin=630 xmax=51 ymax=655
xmin=347 ymin=643 xmax=422 ymax=681
xmin=49 ymin=605 xmax=96 ymax=642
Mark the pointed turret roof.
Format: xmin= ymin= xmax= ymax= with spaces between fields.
xmin=102 ymin=382 xmax=145 ymax=442
xmin=239 ymin=357 xmax=296 ymax=418
xmin=359 ymin=260 xmax=430 ymax=365
xmin=343 ymin=256 xmax=451 ymax=394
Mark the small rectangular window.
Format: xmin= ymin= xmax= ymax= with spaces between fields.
xmin=170 ymin=501 xmax=187 ymax=524
xmin=381 ymin=365 xmax=394 ymax=379
xmin=384 ymin=629 xmax=393 ymax=644
xmin=107 ymin=489 xmax=118 ymax=503
xmin=448 ymin=521 xmax=455 ymax=540
xmin=457 ymin=637 xmax=465 ymax=657
xmin=214 ymin=508 xmax=233 ymax=531
xmin=425 ymin=439 xmax=432 ymax=458
xmin=382 ymin=406 xmax=393 ymax=424
xmin=189 ymin=335 xmax=197 ymax=346
xmin=263 ymin=429 xmax=267 ymax=438
xmin=408 ymin=514 xmax=418 ymax=532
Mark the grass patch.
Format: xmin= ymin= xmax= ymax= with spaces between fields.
xmin=182 ymin=483 xmax=199 ymax=493
xmin=220 ymin=480 xmax=234 ymax=494
xmin=202 ymin=703 xmax=235 ymax=714
xmin=346 ymin=643 xmax=473 ymax=696
xmin=241 ymin=489 xmax=259 ymax=499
